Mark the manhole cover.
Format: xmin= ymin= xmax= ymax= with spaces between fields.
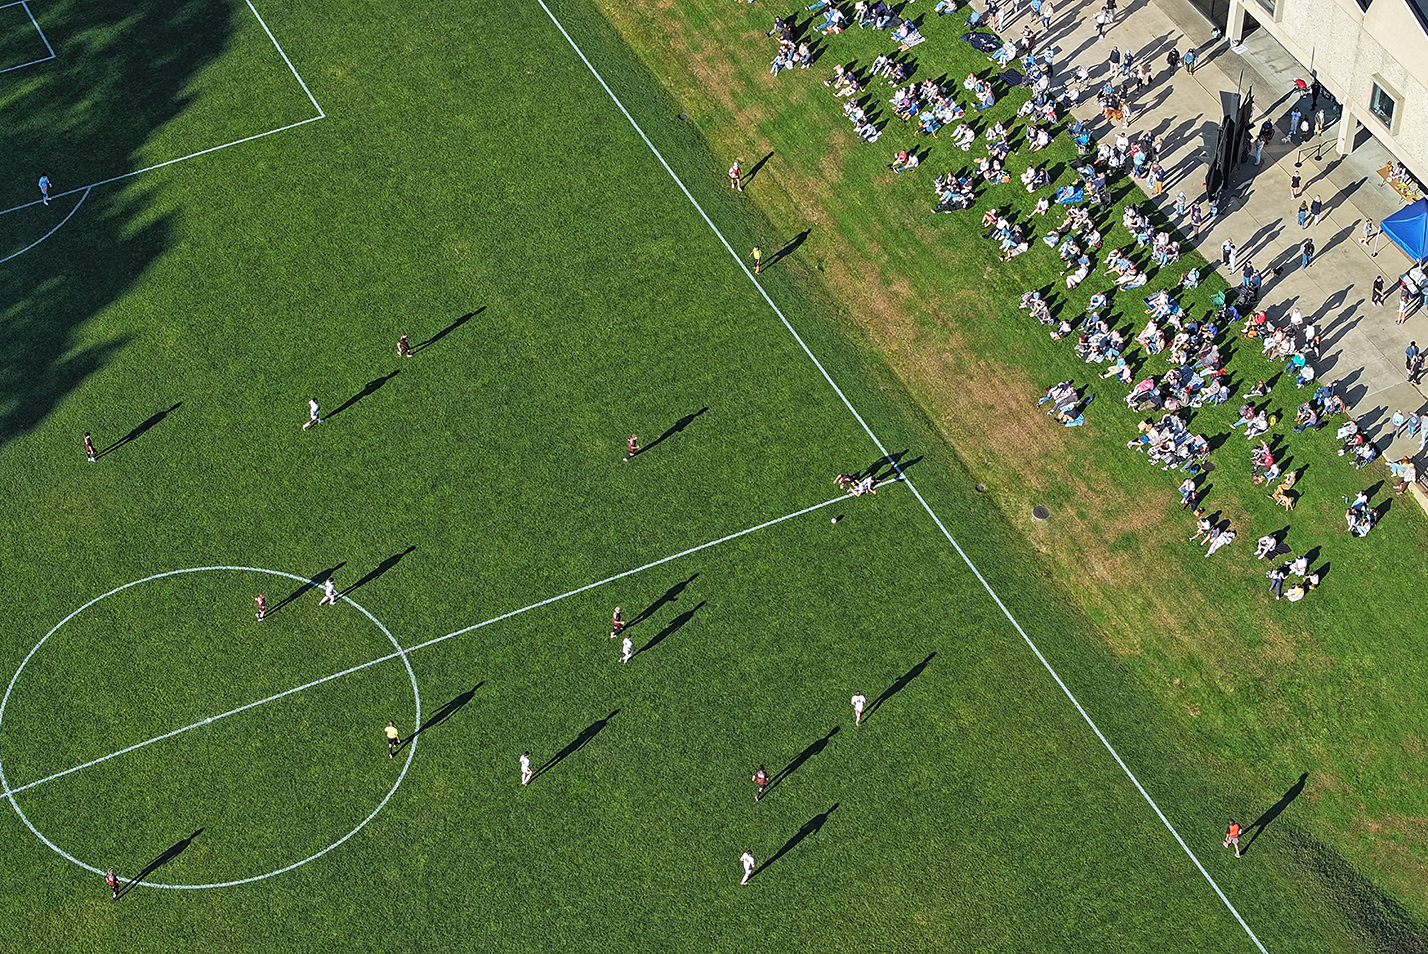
xmin=1032 ymin=505 xmax=1050 ymax=520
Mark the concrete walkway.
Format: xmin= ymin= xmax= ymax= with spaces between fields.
xmin=1025 ymin=0 xmax=1428 ymax=460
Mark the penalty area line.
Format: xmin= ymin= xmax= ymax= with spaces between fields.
xmin=531 ymin=5 xmax=1270 ymax=953
xmin=0 ymin=488 xmax=878 ymax=800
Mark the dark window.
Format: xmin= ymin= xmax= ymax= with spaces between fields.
xmin=1370 ymin=82 xmax=1397 ymax=127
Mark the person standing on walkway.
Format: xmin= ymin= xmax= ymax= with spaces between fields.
xmin=1411 ymin=351 xmax=1425 ymax=384
xmin=1039 ymin=0 xmax=1054 ymax=28
xmin=1107 ymin=46 xmax=1120 ymax=73
xmin=1286 ymin=108 xmax=1301 ymax=143
xmin=84 ymin=432 xmax=96 ymax=462
xmin=1290 ymin=171 xmax=1302 ymax=197
xmin=729 ymin=159 xmax=743 ymax=192
xmin=750 ymin=245 xmax=762 ymax=275
xmin=740 ymin=851 xmax=758 ymax=885
xmin=1297 ymin=200 xmax=1309 ymax=229
xmin=1418 ymin=411 xmax=1428 ymax=452
xmin=851 ymin=690 xmax=867 ymax=725
xmin=38 ymin=175 xmax=51 ymax=205
xmin=1372 ymin=275 xmax=1386 ymax=306
xmin=1166 ymin=48 xmax=1179 ymax=75
xmin=1406 ymin=341 xmax=1420 ymax=372
xmin=1228 ymin=241 xmax=1240 ymax=272
xmin=1190 ymin=202 xmax=1203 ymax=236
xmin=303 ymin=398 xmax=321 ymax=429
xmin=1310 ymin=195 xmax=1323 ymax=226
xmin=521 ymin=751 xmax=533 ymax=785
xmin=1183 ymin=47 xmax=1196 ymax=74
xmin=1095 ymin=6 xmax=1109 ymax=36
xmin=1399 ymin=292 xmax=1413 ymax=325
xmin=1224 ymin=820 xmax=1243 ymax=857
xmin=1310 ymin=78 xmax=1322 ymax=108
xmin=1360 ymin=219 xmax=1376 ymax=249
xmin=752 ymin=764 xmax=768 ymax=801
xmin=385 ymin=721 xmax=402 ymax=758
xmin=1301 ymin=238 xmax=1315 ymax=269
xmin=1221 ymin=238 xmax=1235 ymax=267
xmin=319 ymin=577 xmax=338 ymax=606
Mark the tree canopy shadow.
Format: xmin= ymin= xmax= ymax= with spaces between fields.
xmin=0 ymin=0 xmax=239 ymax=452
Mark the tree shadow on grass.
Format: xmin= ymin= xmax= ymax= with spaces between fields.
xmin=0 ymin=1 xmax=239 ymax=453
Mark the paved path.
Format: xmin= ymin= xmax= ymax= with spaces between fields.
xmin=1019 ymin=0 xmax=1428 ymax=460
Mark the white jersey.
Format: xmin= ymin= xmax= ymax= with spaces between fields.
xmin=520 ymin=754 xmax=531 ymax=774
xmin=851 ymin=693 xmax=866 ymax=713
xmin=741 ymin=852 xmax=757 ymax=873
xmin=309 ymin=399 xmax=320 ymax=418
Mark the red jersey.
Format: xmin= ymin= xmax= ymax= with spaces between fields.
xmin=627 ymin=436 xmax=639 ymax=454
xmin=1226 ymin=822 xmax=1241 ymax=839
xmin=106 ymin=870 xmax=119 ymax=890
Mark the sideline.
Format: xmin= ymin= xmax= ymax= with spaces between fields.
xmin=530 ymin=4 xmax=1270 ymax=951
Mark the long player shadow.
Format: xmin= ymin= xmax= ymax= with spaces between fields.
xmin=530 ymin=710 xmax=619 ymax=783
xmin=412 ymin=682 xmax=484 ymax=740
xmin=340 ymin=546 xmax=416 ymax=599
xmin=751 ymin=804 xmax=838 ymax=879
xmin=636 ymin=406 xmax=709 ymax=458
xmin=95 ymin=402 xmax=182 ymax=460
xmin=635 ymin=601 xmax=706 ymax=658
xmin=410 ymin=307 xmax=484 ymax=354
xmin=1241 ymin=772 xmax=1309 ymax=856
xmin=326 ymin=370 xmax=400 ymax=421
xmin=267 ymin=562 xmax=347 ymax=617
xmin=765 ymin=726 xmax=838 ymax=796
xmin=116 ymin=828 xmax=204 ymax=899
xmin=864 ymin=652 xmax=936 ymax=722
xmin=628 ymin=574 xmax=699 ymax=629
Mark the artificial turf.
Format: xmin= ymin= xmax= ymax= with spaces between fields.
xmin=0 ymin=0 xmax=1419 ymax=952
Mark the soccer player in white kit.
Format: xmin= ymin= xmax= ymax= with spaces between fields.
xmin=740 ymin=851 xmax=757 ymax=884
xmin=851 ymin=691 xmax=867 ymax=725
xmin=318 ymin=578 xmax=337 ymax=605
xmin=303 ymin=398 xmax=322 ymax=429
xmin=520 ymin=751 xmax=533 ymax=786
xmin=621 ymin=636 xmax=633 ymax=664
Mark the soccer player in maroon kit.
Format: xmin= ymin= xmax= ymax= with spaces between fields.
xmin=84 ymin=433 xmax=96 ymax=462
xmin=106 ymin=868 xmax=119 ymax=899
xmin=610 ymin=606 xmax=625 ymax=637
xmin=752 ymin=765 xmax=768 ymax=802
xmin=397 ymin=333 xmax=411 ymax=358
xmin=622 ymin=434 xmax=640 ymax=461
xmin=254 ymin=594 xmax=267 ymax=620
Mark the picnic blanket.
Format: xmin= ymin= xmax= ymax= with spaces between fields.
xmin=1054 ymin=186 xmax=1084 ymax=205
xmin=961 ymin=31 xmax=1001 ymax=52
xmin=996 ymin=68 xmax=1026 ymax=87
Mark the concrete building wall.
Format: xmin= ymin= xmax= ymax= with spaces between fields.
xmin=1226 ymin=0 xmax=1428 ymax=174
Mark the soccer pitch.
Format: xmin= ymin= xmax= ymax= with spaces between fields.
xmin=0 ymin=1 xmax=1361 ymax=951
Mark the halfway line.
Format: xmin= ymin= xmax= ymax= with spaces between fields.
xmin=1 ymin=489 xmax=869 ymax=799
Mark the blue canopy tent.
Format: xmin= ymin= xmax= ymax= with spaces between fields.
xmin=1379 ymin=197 xmax=1428 ymax=264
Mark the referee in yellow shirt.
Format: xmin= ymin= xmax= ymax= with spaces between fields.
xmin=384 ymin=721 xmax=402 ymax=759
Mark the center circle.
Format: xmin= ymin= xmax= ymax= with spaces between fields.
xmin=0 ymin=565 xmax=421 ymax=889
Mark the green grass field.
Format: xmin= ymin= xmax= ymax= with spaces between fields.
xmin=0 ymin=0 xmax=1421 ymax=951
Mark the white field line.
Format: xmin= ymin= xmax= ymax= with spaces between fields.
xmin=0 ymin=0 xmax=324 ymax=216
xmin=0 ymin=186 xmax=89 ymax=264
xmin=0 ymin=1 xmax=56 ymax=73
xmin=0 ymin=490 xmax=860 ymax=799
xmin=529 ymin=4 xmax=1271 ymax=952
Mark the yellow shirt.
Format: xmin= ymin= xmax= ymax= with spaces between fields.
xmin=385 ymin=725 xmax=400 ymax=740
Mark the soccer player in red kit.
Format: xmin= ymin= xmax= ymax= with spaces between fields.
xmin=85 ymin=433 xmax=97 ymax=462
xmin=752 ymin=765 xmax=768 ymax=802
xmin=610 ymin=606 xmax=625 ymax=636
xmin=106 ymin=868 xmax=119 ymax=899
xmin=255 ymin=594 xmax=267 ymax=620
xmin=623 ymin=435 xmax=640 ymax=461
